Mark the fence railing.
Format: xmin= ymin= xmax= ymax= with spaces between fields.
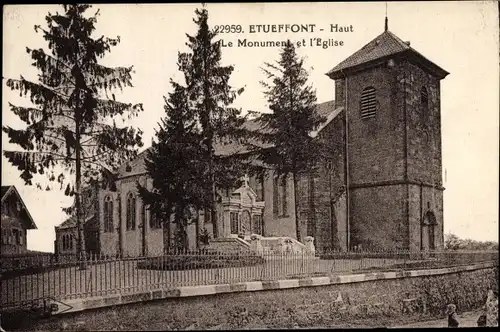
xmin=1 ymin=249 xmax=498 ymax=310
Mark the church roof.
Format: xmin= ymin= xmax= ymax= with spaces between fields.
xmin=116 ymin=100 xmax=340 ymax=179
xmin=56 ymin=214 xmax=95 ymax=230
xmin=326 ymin=30 xmax=449 ymax=80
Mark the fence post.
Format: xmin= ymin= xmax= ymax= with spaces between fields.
xmin=403 ymin=250 xmax=408 ymax=269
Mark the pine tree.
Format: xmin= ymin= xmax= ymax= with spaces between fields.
xmin=138 ymin=81 xmax=207 ymax=252
xmin=3 ymin=5 xmax=143 ymax=266
xmin=179 ymin=8 xmax=246 ymax=238
xmin=256 ymin=41 xmax=327 ymax=242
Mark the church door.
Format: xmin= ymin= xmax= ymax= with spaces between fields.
xmin=428 ymin=223 xmax=436 ymax=250
xmin=421 ymin=211 xmax=437 ymax=251
xmin=241 ymin=210 xmax=251 ymax=235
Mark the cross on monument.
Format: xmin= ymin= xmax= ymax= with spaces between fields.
xmin=241 ymin=174 xmax=250 ymax=187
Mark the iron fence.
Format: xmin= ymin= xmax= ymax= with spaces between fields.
xmin=1 ymin=249 xmax=498 ymax=310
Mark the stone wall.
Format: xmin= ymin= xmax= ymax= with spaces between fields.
xmin=346 ymin=64 xmax=405 ymax=185
xmin=335 ymin=58 xmax=445 ymax=251
xmin=403 ymin=61 xmax=442 ymax=186
xmin=260 ymin=169 xmax=296 ymax=239
xmin=402 ymin=61 xmax=444 ymax=251
xmin=350 ymin=185 xmax=407 ymax=250
xmin=309 ymin=110 xmax=347 ymax=252
xmin=13 ymin=263 xmax=497 ymax=330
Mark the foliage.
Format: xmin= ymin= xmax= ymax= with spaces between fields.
xmin=136 ymin=251 xmax=265 ymax=271
xmin=411 ymin=268 xmax=496 ymax=316
xmin=444 ymin=233 xmax=499 ymax=251
xmin=3 ymin=4 xmax=143 ymax=257
xmin=138 ymin=6 xmax=248 ymax=244
xmin=181 ymin=7 xmax=249 ymax=237
xmin=137 ymin=80 xmax=207 ymax=251
xmin=3 ymin=4 xmax=143 ymax=191
xmin=252 ymin=41 xmax=327 ymax=241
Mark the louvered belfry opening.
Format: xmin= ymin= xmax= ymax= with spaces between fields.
xmin=360 ymin=86 xmax=377 ymax=119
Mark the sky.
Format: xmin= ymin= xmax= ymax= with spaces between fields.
xmin=2 ymin=2 xmax=499 ymax=252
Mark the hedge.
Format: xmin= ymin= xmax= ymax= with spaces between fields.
xmin=137 ymin=251 xmax=265 ymax=271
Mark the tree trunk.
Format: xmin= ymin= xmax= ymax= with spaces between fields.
xmin=73 ymin=70 xmax=87 ymax=269
xmin=210 ymin=152 xmax=218 ymax=238
xmin=73 ymin=105 xmax=87 ymax=270
xmin=75 ymin=121 xmax=87 ymax=270
xmin=293 ymin=172 xmax=302 ymax=243
xmin=141 ymin=203 xmax=147 ymax=257
xmin=117 ymin=194 xmax=123 ymax=257
xmin=195 ymin=209 xmax=200 ymax=250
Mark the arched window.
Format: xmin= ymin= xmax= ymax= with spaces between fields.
xmin=103 ymin=196 xmax=114 ymax=233
xmin=141 ymin=201 xmax=146 ymax=228
xmin=62 ymin=234 xmax=73 ymax=251
xmin=273 ymin=175 xmax=288 ymax=217
xmin=149 ymin=189 xmax=162 ymax=229
xmin=421 ymin=86 xmax=429 ymax=112
xmin=252 ymin=215 xmax=263 ymax=235
xmin=360 ymin=86 xmax=377 ymax=119
xmin=423 ymin=130 xmax=430 ymax=145
xmin=255 ymin=175 xmax=264 ymax=201
xmin=281 ymin=176 xmax=288 ymax=216
xmin=126 ymin=192 xmax=136 ymax=230
xmin=230 ymin=212 xmax=239 ymax=234
xmin=12 ymin=229 xmax=19 ymax=245
xmin=241 ymin=210 xmax=251 ymax=234
xmin=149 ymin=210 xmax=161 ymax=228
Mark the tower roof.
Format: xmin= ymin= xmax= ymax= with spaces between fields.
xmin=326 ymin=30 xmax=449 ymax=80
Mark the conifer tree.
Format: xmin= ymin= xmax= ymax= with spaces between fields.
xmin=138 ymin=81 xmax=207 ymax=251
xmin=179 ymin=8 xmax=246 ymax=238
xmin=256 ymin=41 xmax=326 ymax=242
xmin=3 ymin=5 xmax=144 ymax=265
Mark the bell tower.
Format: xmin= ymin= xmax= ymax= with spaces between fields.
xmin=326 ymin=23 xmax=449 ymax=250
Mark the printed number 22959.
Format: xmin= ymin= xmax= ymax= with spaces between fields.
xmin=214 ymin=25 xmax=243 ymax=33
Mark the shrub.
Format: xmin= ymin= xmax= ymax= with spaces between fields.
xmin=136 ymin=251 xmax=265 ymax=271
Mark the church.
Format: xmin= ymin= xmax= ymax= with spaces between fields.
xmin=55 ymin=23 xmax=449 ymax=257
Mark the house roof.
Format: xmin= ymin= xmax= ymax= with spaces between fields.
xmin=116 ymin=100 xmax=341 ymax=179
xmin=1 ymin=185 xmax=37 ymax=229
xmin=326 ymin=30 xmax=449 ymax=80
xmin=1 ymin=186 xmax=10 ymax=198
